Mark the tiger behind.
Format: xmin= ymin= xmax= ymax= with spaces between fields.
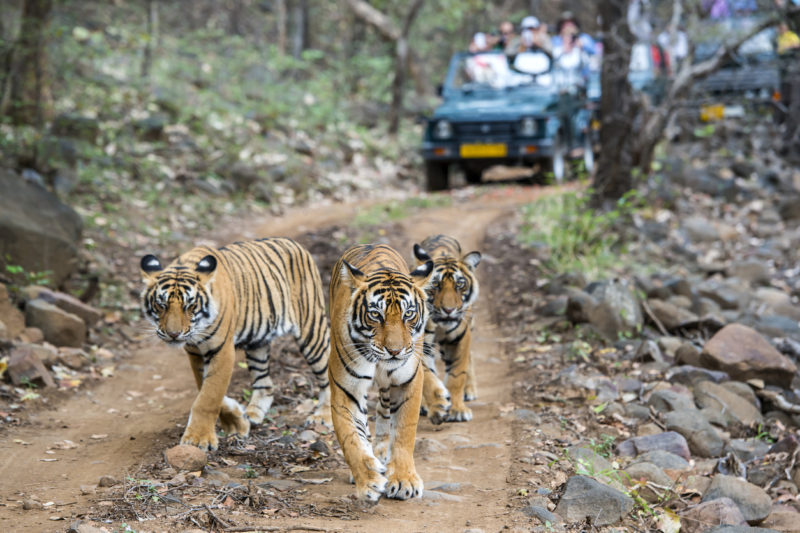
xmin=328 ymin=244 xmax=433 ymax=502
xmin=413 ymin=234 xmax=481 ymax=423
xmin=140 ymin=238 xmax=331 ymax=451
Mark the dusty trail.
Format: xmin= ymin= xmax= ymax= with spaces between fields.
xmin=0 ymin=185 xmax=555 ymax=532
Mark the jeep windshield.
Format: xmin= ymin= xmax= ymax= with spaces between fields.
xmin=448 ymin=52 xmax=558 ymax=93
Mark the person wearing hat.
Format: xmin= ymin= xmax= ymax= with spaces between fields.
xmin=516 ymin=15 xmax=552 ymax=55
xmin=552 ymin=11 xmax=596 ymax=56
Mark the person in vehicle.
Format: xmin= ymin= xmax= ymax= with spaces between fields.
xmin=551 ymin=12 xmax=595 ymax=57
xmin=519 ymin=15 xmax=552 ymax=54
xmin=496 ymin=21 xmax=517 ymax=53
xmin=469 ymin=32 xmax=490 ymax=53
xmin=777 ymin=22 xmax=800 ymax=54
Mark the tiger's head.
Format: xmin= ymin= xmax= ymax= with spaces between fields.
xmin=139 ymin=252 xmax=220 ymax=345
xmin=413 ymin=244 xmax=481 ymax=324
xmin=340 ymin=260 xmax=433 ymax=365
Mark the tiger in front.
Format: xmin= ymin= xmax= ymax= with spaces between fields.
xmin=328 ymin=244 xmax=433 ymax=502
xmin=413 ymin=234 xmax=481 ymax=423
xmin=139 ymin=238 xmax=331 ymax=451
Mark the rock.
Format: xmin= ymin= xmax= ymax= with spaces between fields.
xmin=7 ymin=345 xmax=56 ymax=388
xmin=681 ymin=497 xmax=748 ymax=533
xmin=666 ymin=365 xmax=729 ymax=386
xmin=623 ymin=462 xmax=673 ymax=502
xmin=697 ymin=280 xmax=748 ymax=311
xmin=565 ymin=289 xmax=597 ymax=324
xmin=630 ymin=450 xmax=690 ymax=471
xmin=566 ymin=446 xmax=621 ymax=488
xmin=522 ymin=505 xmax=561 ymax=524
xmin=25 ymin=299 xmax=86 ymax=347
xmin=747 ymin=314 xmax=800 ymax=339
xmin=415 ymin=437 xmax=446 ymax=459
xmin=97 ymin=475 xmax=118 ymax=487
xmin=586 ymin=278 xmax=643 ymax=336
xmin=722 ymin=381 xmax=760 ymax=409
xmin=585 ymin=301 xmax=626 ymax=340
xmin=57 ymin=347 xmax=89 ymax=370
xmin=133 ymin=114 xmax=167 ymax=142
xmin=22 ymin=499 xmax=43 ymax=510
xmin=675 ymin=343 xmax=703 ymax=367
xmin=229 ymin=162 xmax=262 ymax=191
xmin=65 ymin=520 xmax=110 ymax=533
xmin=165 ymin=445 xmax=207 ymax=471
xmin=309 ymin=440 xmax=329 ymax=455
xmin=728 ymin=260 xmax=771 ymax=286
xmin=726 ymin=439 xmax=772 ymax=463
xmin=616 ymin=431 xmax=691 ymax=461
xmin=51 ymin=113 xmax=100 ymax=143
xmin=694 ymin=381 xmax=764 ymax=427
xmin=554 ymin=475 xmax=633 ymax=526
xmin=34 ymin=135 xmax=78 ymax=176
xmin=0 ymin=284 xmax=25 ymax=339
xmin=684 ymin=216 xmax=721 ymax=242
xmin=422 ymin=490 xmax=462 ymax=502
xmin=658 ymin=336 xmax=684 ymax=358
xmin=0 ymin=319 xmax=7 ymax=341
xmin=700 ymin=324 xmax=797 ymax=388
xmin=20 ymin=286 xmax=102 ymax=326
xmin=647 ymin=389 xmax=696 ymax=413
xmin=0 ymin=168 xmax=83 ymax=286
xmin=513 ymin=408 xmax=542 ymax=424
xmin=297 ymin=430 xmax=317 ymax=442
xmin=647 ymin=299 xmax=698 ymax=329
xmin=761 ymin=506 xmax=800 ymax=532
xmin=19 ymin=327 xmax=44 ymax=344
xmin=703 ymin=475 xmax=772 ymax=524
xmin=428 ymin=482 xmax=462 ymax=493
xmin=664 ymin=409 xmax=726 ymax=458
xmin=706 ymin=527 xmax=781 ymax=533
xmin=778 ymin=194 xmax=800 ymax=221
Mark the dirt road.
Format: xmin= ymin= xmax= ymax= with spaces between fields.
xmin=0 ymin=185 xmax=553 ymax=532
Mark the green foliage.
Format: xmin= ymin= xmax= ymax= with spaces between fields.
xmin=588 ymin=434 xmax=616 ymax=458
xmin=518 ymin=189 xmax=640 ymax=278
xmin=4 ymin=258 xmax=52 ymax=290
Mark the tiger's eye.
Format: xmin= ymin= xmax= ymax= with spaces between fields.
xmin=456 ymin=279 xmax=466 ymax=288
xmin=404 ymin=308 xmax=415 ymax=319
xmin=368 ymin=310 xmax=381 ymax=321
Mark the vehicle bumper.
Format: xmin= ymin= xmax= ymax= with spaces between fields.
xmin=421 ymin=139 xmax=556 ymax=163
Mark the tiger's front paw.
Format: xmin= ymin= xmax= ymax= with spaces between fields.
xmin=385 ymin=469 xmax=423 ymax=500
xmin=220 ymin=397 xmax=250 ymax=437
xmin=464 ymin=388 xmax=478 ymax=402
xmin=306 ymin=403 xmax=333 ymax=428
xmin=354 ymin=460 xmax=388 ymax=503
xmin=446 ymin=404 xmax=473 ymax=423
xmin=426 ymin=390 xmax=451 ymax=425
xmin=181 ymin=424 xmax=219 ymax=451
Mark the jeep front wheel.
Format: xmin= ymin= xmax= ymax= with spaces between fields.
xmin=425 ymin=161 xmax=449 ymax=191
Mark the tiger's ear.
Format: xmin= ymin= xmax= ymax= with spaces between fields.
xmin=462 ymin=251 xmax=482 ymax=270
xmin=340 ymin=260 xmax=366 ymax=289
xmin=140 ymin=254 xmax=163 ymax=282
xmin=413 ymin=243 xmax=431 ymax=265
xmin=195 ymin=254 xmax=218 ymax=284
xmin=410 ymin=260 xmax=434 ymax=289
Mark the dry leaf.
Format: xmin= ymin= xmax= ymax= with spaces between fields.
xmin=90 ymin=434 xmax=108 ymax=439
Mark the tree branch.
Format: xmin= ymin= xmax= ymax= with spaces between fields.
xmin=343 ymin=0 xmax=400 ymax=41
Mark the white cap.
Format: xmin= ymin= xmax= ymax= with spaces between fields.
xmin=473 ymin=32 xmax=487 ymax=49
xmin=521 ymin=16 xmax=540 ymax=29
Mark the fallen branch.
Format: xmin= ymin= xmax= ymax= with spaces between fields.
xmin=223 ymin=526 xmax=339 ymax=532
xmin=640 ymin=300 xmax=668 ymax=336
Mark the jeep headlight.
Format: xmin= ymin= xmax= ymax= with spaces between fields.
xmin=433 ymin=119 xmax=453 ymax=140
xmin=519 ymin=117 xmax=537 ymax=137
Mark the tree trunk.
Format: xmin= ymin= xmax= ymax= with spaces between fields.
xmin=592 ymin=0 xmax=637 ymax=206
xmin=781 ymin=6 xmax=800 ymax=162
xmin=291 ymin=0 xmax=308 ymax=59
xmin=3 ymin=0 xmax=53 ymax=127
xmin=141 ymin=0 xmax=158 ymax=79
xmin=276 ymin=0 xmax=287 ymax=54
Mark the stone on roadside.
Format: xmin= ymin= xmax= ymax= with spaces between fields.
xmin=647 ymin=388 xmax=696 ymax=413
xmin=700 ymin=324 xmax=797 ymax=387
xmin=683 ymin=216 xmax=720 ymax=242
xmin=664 ymin=409 xmax=726 ymax=458
xmin=616 ymin=431 xmax=691 ymax=461
xmin=416 ymin=437 xmax=447 ymax=459
xmin=681 ymin=497 xmax=748 ymax=533
xmin=566 ymin=446 xmax=622 ymax=489
xmin=726 ymin=439 xmax=772 ymax=463
xmin=760 ymin=505 xmax=800 ymax=532
xmin=0 ymin=284 xmax=25 ymax=339
xmin=706 ymin=527 xmax=782 ymax=533
xmin=57 ymin=347 xmax=89 ymax=370
xmin=22 ymin=499 xmax=43 ymax=510
xmin=666 ymin=365 xmax=729 ymax=386
xmin=586 ymin=278 xmax=643 ymax=336
xmin=702 ymin=475 xmax=772 ymax=524
xmin=647 ymin=299 xmax=699 ymax=330
xmin=630 ymin=450 xmax=690 ymax=471
xmin=697 ymin=280 xmax=748 ymax=311
xmin=19 ymin=327 xmax=44 ymax=344
xmin=25 ymin=299 xmax=86 ymax=347
xmin=565 ymin=289 xmax=598 ymax=324
xmin=623 ymin=462 xmax=672 ymax=502
xmin=675 ymin=343 xmax=703 ymax=367
xmin=523 ymin=504 xmax=561 ymax=524
xmin=97 ymin=475 xmax=118 ymax=487
xmin=21 ymin=286 xmax=102 ymax=326
xmin=7 ymin=345 xmax=56 ymax=388
xmin=164 ymin=444 xmax=207 ymax=471
xmin=728 ymin=260 xmax=771 ymax=287
xmin=554 ymin=475 xmax=633 ymax=526
xmin=694 ymin=381 xmax=764 ymax=427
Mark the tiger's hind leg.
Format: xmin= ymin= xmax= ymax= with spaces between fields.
xmin=463 ymin=348 xmax=478 ymax=401
xmin=219 ymin=396 xmax=250 ymax=437
xmin=297 ymin=331 xmax=332 ymax=427
xmin=421 ymin=337 xmax=450 ymax=425
xmin=244 ymin=345 xmax=275 ymax=425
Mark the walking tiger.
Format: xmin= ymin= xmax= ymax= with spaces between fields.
xmin=139 ymin=238 xmax=331 ymax=451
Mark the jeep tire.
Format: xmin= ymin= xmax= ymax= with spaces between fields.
xmin=425 ymin=161 xmax=449 ymax=191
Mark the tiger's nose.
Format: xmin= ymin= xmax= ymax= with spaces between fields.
xmin=386 ymin=347 xmax=402 ymax=356
xmin=166 ymin=330 xmax=181 ymax=339
xmin=443 ymin=307 xmax=456 ymax=315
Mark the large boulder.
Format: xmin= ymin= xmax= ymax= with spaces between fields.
xmin=20 ymin=286 xmax=101 ymax=326
xmin=25 ymin=299 xmax=86 ymax=347
xmin=702 ymin=475 xmax=772 ymax=524
xmin=700 ymin=324 xmax=797 ymax=388
xmin=0 ymin=168 xmax=82 ymax=285
xmin=585 ymin=278 xmax=643 ymax=337
xmin=554 ymin=475 xmax=633 ymax=526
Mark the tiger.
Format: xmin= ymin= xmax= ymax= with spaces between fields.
xmin=139 ymin=238 xmax=331 ymax=451
xmin=328 ymin=244 xmax=433 ymax=502
xmin=413 ymin=234 xmax=481 ymax=423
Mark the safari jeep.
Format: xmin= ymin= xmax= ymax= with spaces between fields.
xmin=421 ymin=50 xmax=595 ymax=191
